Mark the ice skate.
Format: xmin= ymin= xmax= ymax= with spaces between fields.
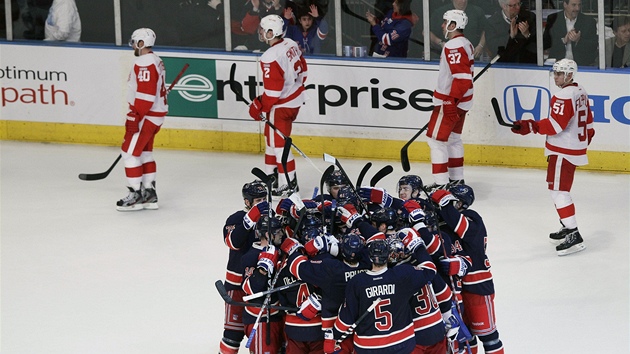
xmin=142 ymin=181 xmax=158 ymax=210
xmin=116 ymin=187 xmax=143 ymax=211
xmin=556 ymin=229 xmax=586 ymax=256
xmin=272 ymin=175 xmax=299 ymax=198
xmin=549 ymin=226 xmax=573 ymax=245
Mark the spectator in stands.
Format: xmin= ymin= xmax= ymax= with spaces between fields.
xmin=231 ymin=0 xmax=284 ymax=50
xmin=20 ymin=0 xmax=53 ymax=40
xmin=283 ymin=4 xmax=328 ymax=55
xmin=366 ymin=0 xmax=417 ymax=57
xmin=44 ymin=0 xmax=80 ymax=41
xmin=486 ymin=0 xmax=537 ymax=63
xmin=543 ymin=0 xmax=597 ymax=66
xmin=429 ymin=0 xmax=488 ymax=59
xmin=603 ymin=15 xmax=630 ymax=68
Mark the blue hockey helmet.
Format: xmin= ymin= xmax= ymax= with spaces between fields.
xmin=340 ymin=233 xmax=364 ymax=263
xmin=368 ymin=239 xmax=390 ymax=266
xmin=448 ymin=184 xmax=475 ymax=209
xmin=242 ymin=180 xmax=267 ymax=205
xmin=386 ymin=236 xmax=406 ymax=265
xmin=255 ymin=212 xmax=284 ymax=245
xmin=370 ymin=207 xmax=399 ymax=231
xmin=336 ymin=186 xmax=358 ymax=207
xmin=326 ymin=170 xmax=350 ymax=191
xmin=397 ymin=175 xmax=423 ymax=199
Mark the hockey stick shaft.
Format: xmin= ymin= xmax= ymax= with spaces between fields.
xmin=243 ymin=280 xmax=303 ymax=301
xmin=229 ymin=64 xmax=322 ymax=174
xmin=78 ymin=63 xmax=190 ymax=181
xmin=369 ymin=165 xmax=393 ymax=187
xmin=335 ymin=297 xmax=381 ymax=345
xmin=356 ymin=162 xmax=372 ymax=188
xmin=214 ymin=280 xmax=299 ymax=311
xmin=491 ymin=97 xmax=517 ymax=129
xmin=246 ymin=256 xmax=287 ymax=348
xmin=399 ymin=55 xmax=499 ymax=172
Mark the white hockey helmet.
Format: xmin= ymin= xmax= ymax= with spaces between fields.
xmin=443 ymin=9 xmax=468 ymax=31
xmin=129 ymin=28 xmax=156 ymax=49
xmin=259 ymin=14 xmax=284 ymax=42
xmin=552 ymin=58 xmax=578 ymax=78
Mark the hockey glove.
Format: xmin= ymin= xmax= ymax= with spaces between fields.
xmin=431 ymin=190 xmax=458 ymax=208
xmin=125 ymin=111 xmax=141 ymax=134
xmin=511 ymin=119 xmax=539 ymax=135
xmin=442 ymin=97 xmax=459 ymax=121
xmin=439 ymin=255 xmax=471 ymax=277
xmin=280 ymin=237 xmax=303 ymax=256
xmin=358 ymin=187 xmax=393 ymax=207
xmin=323 ymin=329 xmax=341 ymax=354
xmin=396 ymin=227 xmax=424 ymax=252
xmin=304 ymin=235 xmax=339 ymax=257
xmin=337 ymin=204 xmax=361 ymax=228
xmin=257 ymin=245 xmax=279 ymax=275
xmin=243 ymin=201 xmax=269 ymax=230
xmin=408 ymin=207 xmax=427 ymax=231
xmin=248 ymin=96 xmax=264 ymax=121
xmin=277 ymin=198 xmax=294 ymax=214
xmin=296 ymin=293 xmax=322 ymax=321
xmin=587 ymin=128 xmax=595 ymax=145
xmin=289 ymin=200 xmax=319 ymax=219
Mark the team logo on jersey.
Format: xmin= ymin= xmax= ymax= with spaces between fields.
xmin=502 ymin=85 xmax=551 ymax=122
xmin=163 ymin=57 xmax=218 ymax=118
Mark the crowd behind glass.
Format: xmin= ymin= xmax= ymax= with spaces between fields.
xmin=1 ymin=0 xmax=629 ymax=69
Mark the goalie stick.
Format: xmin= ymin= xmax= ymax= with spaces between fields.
xmin=369 ymin=165 xmax=394 ymax=187
xmin=323 ymin=153 xmax=369 ymax=213
xmin=229 ymin=64 xmax=322 ymax=174
xmin=400 ymin=54 xmax=501 ymax=172
xmin=78 ymin=63 xmax=190 ymax=181
xmin=491 ymin=97 xmax=518 ymax=129
xmin=214 ymin=280 xmax=299 ymax=312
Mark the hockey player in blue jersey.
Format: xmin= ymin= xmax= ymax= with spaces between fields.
xmin=331 ymin=234 xmax=437 ymax=354
xmin=219 ymin=180 xmax=268 ymax=354
xmin=431 ymin=184 xmax=505 ymax=354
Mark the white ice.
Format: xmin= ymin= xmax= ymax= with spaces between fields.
xmin=1 ymin=141 xmax=628 ymax=354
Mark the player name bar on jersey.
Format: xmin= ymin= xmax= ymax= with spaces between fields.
xmin=365 ymin=284 xmax=395 ymax=298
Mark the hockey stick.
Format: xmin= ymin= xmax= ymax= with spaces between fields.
xmin=369 ymin=165 xmax=394 ymax=187
xmin=319 ymin=165 xmax=336 ymax=230
xmin=245 ymin=255 xmax=288 ymax=348
xmin=78 ymin=63 xmax=190 ymax=181
xmin=229 ymin=64 xmax=323 ymax=174
xmin=334 ymin=297 xmax=382 ymax=345
xmin=289 ymin=192 xmax=307 ymax=236
xmin=280 ymin=136 xmax=294 ymax=193
xmin=243 ymin=280 xmax=303 ymax=301
xmin=356 ymin=162 xmax=372 ymax=188
xmin=322 ymin=153 xmax=369 ymax=213
xmin=399 ymin=54 xmax=501 ymax=172
xmin=214 ymin=280 xmax=299 ymax=311
xmin=491 ymin=97 xmax=517 ymax=129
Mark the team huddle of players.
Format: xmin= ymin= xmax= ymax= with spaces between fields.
xmin=220 ymin=170 xmax=505 ymax=354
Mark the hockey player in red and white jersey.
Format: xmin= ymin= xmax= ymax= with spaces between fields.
xmin=248 ymin=14 xmax=308 ymax=198
xmin=426 ymin=10 xmax=474 ymax=190
xmin=117 ymin=28 xmax=168 ymax=211
xmin=511 ymin=58 xmax=595 ymax=256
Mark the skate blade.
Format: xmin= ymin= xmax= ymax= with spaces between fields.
xmin=143 ymin=202 xmax=159 ymax=210
xmin=556 ymin=243 xmax=586 ymax=256
xmin=116 ymin=204 xmax=144 ymax=212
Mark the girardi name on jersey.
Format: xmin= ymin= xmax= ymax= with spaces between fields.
xmin=365 ymin=283 xmax=395 ymax=298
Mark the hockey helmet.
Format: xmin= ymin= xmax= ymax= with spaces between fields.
xmin=259 ymin=14 xmax=284 ymax=42
xmin=340 ymin=233 xmax=364 ymax=263
xmin=129 ymin=28 xmax=156 ymax=48
xmin=448 ymin=184 xmax=475 ymax=210
xmin=367 ymin=239 xmax=390 ymax=266
xmin=386 ymin=236 xmax=406 ymax=265
xmin=255 ymin=212 xmax=285 ymax=245
xmin=242 ymin=180 xmax=268 ymax=205
xmin=336 ymin=186 xmax=358 ymax=207
xmin=443 ymin=9 xmax=468 ymax=32
xmin=326 ymin=170 xmax=350 ymax=193
xmin=397 ymin=175 xmax=423 ymax=200
xmin=370 ymin=207 xmax=399 ymax=231
xmin=552 ymin=58 xmax=578 ymax=84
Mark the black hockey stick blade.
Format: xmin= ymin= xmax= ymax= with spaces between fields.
xmin=229 ymin=63 xmax=250 ymax=105
xmin=281 ymin=137 xmax=292 ymax=190
xmin=356 ymin=162 xmax=372 ymax=187
xmin=214 ymin=280 xmax=299 ymax=311
xmin=400 ymin=123 xmax=429 ymax=172
xmin=370 ymin=165 xmax=394 ymax=187
xmin=251 ymin=167 xmax=276 ymax=192
xmin=78 ymin=154 xmax=122 ymax=181
xmin=491 ymin=98 xmax=517 ymax=129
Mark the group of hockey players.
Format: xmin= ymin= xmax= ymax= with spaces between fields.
xmin=219 ymin=169 xmax=504 ymax=354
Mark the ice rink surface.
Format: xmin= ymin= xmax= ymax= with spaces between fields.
xmin=1 ymin=141 xmax=628 ymax=354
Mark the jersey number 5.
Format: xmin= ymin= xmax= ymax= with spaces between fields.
xmin=374 ymin=299 xmax=393 ymax=331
